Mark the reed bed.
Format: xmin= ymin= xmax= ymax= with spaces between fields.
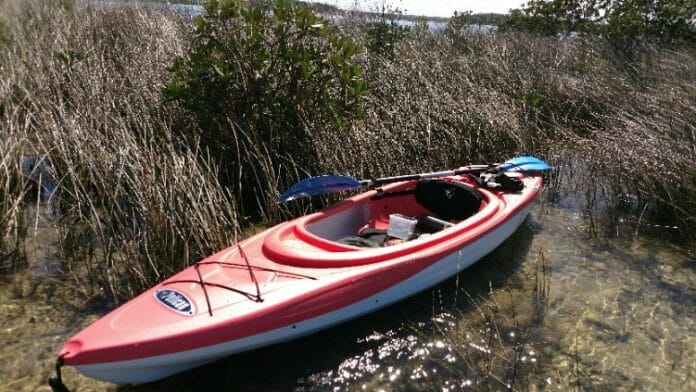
xmin=0 ymin=0 xmax=694 ymax=303
xmin=0 ymin=0 xmax=242 ymax=301
xmin=323 ymin=24 xmax=696 ymax=239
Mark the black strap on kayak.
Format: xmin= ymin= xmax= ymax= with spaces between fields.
xmin=48 ymin=355 xmax=70 ymax=392
xmin=194 ymin=263 xmax=214 ymax=317
xmin=196 ymin=261 xmax=317 ymax=280
xmin=238 ymin=245 xmax=263 ymax=303
xmin=164 ymin=245 xmax=318 ymax=316
xmin=162 ymin=279 xmax=263 ymax=312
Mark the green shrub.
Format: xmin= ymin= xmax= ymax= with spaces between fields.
xmin=603 ymin=0 xmax=696 ymax=48
xmin=164 ymin=0 xmax=366 ymax=217
xmin=501 ymin=0 xmax=696 ymax=46
xmin=448 ymin=10 xmax=473 ymax=32
xmin=500 ymin=0 xmax=600 ymax=36
xmin=365 ymin=20 xmax=410 ymax=56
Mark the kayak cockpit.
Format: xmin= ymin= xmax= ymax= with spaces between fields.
xmin=263 ymin=177 xmax=504 ymax=267
xmin=306 ymin=178 xmax=483 ymax=246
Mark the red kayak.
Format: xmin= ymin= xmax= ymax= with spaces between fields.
xmin=54 ymin=164 xmax=544 ymax=384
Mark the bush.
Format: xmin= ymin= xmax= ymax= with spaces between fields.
xmin=365 ymin=21 xmax=410 ymax=56
xmin=603 ymin=0 xmax=696 ymax=48
xmin=164 ymin=0 xmax=367 ymax=217
xmin=501 ymin=0 xmax=696 ymax=46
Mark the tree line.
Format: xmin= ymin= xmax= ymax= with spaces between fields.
xmin=501 ymin=0 xmax=695 ymax=45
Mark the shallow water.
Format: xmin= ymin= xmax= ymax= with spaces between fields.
xmin=0 ymin=188 xmax=694 ymax=391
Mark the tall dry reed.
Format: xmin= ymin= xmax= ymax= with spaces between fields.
xmin=0 ymin=133 xmax=28 ymax=271
xmin=320 ymin=24 xmax=695 ymax=240
xmin=0 ymin=0 xmax=242 ymax=301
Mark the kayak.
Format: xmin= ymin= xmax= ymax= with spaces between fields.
xmin=53 ymin=165 xmax=544 ymax=384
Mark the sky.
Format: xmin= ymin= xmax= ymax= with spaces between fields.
xmin=303 ymin=1 xmax=527 ymax=17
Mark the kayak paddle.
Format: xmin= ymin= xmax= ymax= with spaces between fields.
xmin=278 ymin=156 xmax=550 ymax=203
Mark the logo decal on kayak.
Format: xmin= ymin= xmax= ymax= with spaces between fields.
xmin=155 ymin=289 xmax=195 ymax=316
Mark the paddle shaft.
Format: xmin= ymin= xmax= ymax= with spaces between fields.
xmin=361 ymin=165 xmax=492 ymax=187
xmin=277 ymin=156 xmax=549 ymax=202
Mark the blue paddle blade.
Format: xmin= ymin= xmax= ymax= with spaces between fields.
xmin=498 ymin=156 xmax=551 ymax=171
xmin=278 ymin=175 xmax=362 ymax=203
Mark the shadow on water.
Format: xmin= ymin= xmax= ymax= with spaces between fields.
xmin=119 ymin=222 xmax=536 ymax=392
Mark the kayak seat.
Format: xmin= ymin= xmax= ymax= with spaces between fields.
xmin=414 ymin=180 xmax=482 ymax=221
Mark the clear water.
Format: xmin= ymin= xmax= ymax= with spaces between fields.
xmin=1 ymin=188 xmax=694 ymax=391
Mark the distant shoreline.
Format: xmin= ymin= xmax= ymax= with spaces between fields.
xmin=111 ymin=1 xmax=507 ymax=25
